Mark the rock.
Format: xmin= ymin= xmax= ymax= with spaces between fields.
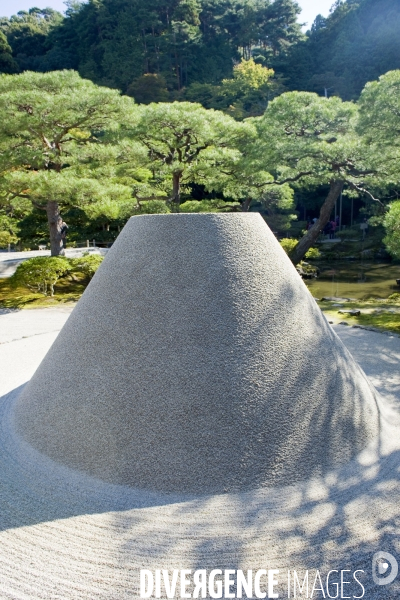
xmin=296 ymin=261 xmax=319 ymax=279
xmin=338 ymin=309 xmax=361 ymax=316
xmin=339 ymin=321 xmax=350 ymax=326
xmin=296 ymin=265 xmax=318 ymax=279
xmin=321 ymin=296 xmax=355 ymax=302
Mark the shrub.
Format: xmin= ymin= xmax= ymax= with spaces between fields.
xmin=279 ymin=238 xmax=321 ymax=260
xmin=137 ymin=200 xmax=170 ymax=214
xmin=0 ymin=231 xmax=18 ymax=248
xmin=12 ymin=257 xmax=70 ymax=296
xmin=336 ymin=228 xmax=360 ymax=240
xmin=70 ymin=254 xmax=104 ymax=282
xmin=279 ymin=238 xmax=297 ymax=254
xmin=384 ymin=200 xmax=400 ymax=258
xmin=179 ymin=199 xmax=240 ymax=212
xmin=304 ymin=246 xmax=321 ymax=260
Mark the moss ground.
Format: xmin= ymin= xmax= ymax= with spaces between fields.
xmin=0 ymin=277 xmax=84 ymax=310
xmin=2 ymin=246 xmax=400 ymax=335
xmin=318 ymin=298 xmax=400 ymax=335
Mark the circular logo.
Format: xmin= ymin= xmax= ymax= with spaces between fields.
xmin=372 ymin=552 xmax=398 ymax=586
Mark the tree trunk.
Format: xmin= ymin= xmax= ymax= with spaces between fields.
xmin=242 ymin=197 xmax=252 ymax=212
xmin=290 ymin=179 xmax=344 ymax=265
xmin=171 ymin=171 xmax=181 ymax=212
xmin=46 ymin=200 xmax=64 ymax=256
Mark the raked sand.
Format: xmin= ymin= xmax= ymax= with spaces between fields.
xmin=0 ymin=212 xmax=400 ymax=599
xmin=0 ymin=307 xmax=399 ymax=598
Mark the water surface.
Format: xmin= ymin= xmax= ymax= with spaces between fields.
xmin=305 ymin=262 xmax=400 ymax=300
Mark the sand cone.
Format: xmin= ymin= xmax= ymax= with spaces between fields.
xmin=14 ymin=214 xmax=380 ymax=494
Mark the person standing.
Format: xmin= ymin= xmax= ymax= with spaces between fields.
xmin=324 ymin=220 xmax=332 ymax=238
xmin=360 ymin=218 xmax=368 ymax=239
xmin=60 ymin=219 xmax=69 ymax=251
xmin=330 ymin=219 xmax=337 ymax=239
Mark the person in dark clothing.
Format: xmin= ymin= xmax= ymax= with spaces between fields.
xmin=324 ymin=221 xmax=332 ymax=238
xmin=60 ymin=220 xmax=69 ymax=250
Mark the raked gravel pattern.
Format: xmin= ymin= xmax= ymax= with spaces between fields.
xmin=14 ymin=214 xmax=380 ymax=493
xmin=0 ymin=310 xmax=398 ymax=597
xmin=0 ymin=380 xmax=399 ymax=599
xmin=0 ymin=215 xmax=399 ymax=598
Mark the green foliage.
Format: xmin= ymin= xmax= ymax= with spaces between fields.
xmin=0 ymin=214 xmax=19 ymax=247
xmin=0 ymin=230 xmax=17 ymax=247
xmin=0 ymin=0 xmax=303 ymax=95
xmin=2 ymin=0 xmax=400 ymax=106
xmin=184 ymin=58 xmax=284 ymax=118
xmin=282 ymin=0 xmax=400 ymax=100
xmin=0 ymin=8 xmax=63 ymax=72
xmin=0 ymin=70 xmax=135 ymax=180
xmin=130 ymin=102 xmax=253 ymax=207
xmin=358 ymin=70 xmax=400 ymax=145
xmin=357 ymin=71 xmax=400 ymax=220
xmin=12 ymin=256 xmax=70 ymax=296
xmin=304 ymin=246 xmax=322 ymax=260
xmin=252 ymin=92 xmax=364 ymax=258
xmin=0 ymin=40 xmax=399 ymax=257
xmin=11 ymin=252 xmax=104 ymax=296
xmin=69 ymin=254 xmax=103 ymax=281
xmin=254 ymin=90 xmax=392 ymax=228
xmin=383 ymin=200 xmax=400 ymax=258
xmin=218 ymin=58 xmax=277 ymax=118
xmin=0 ymin=31 xmax=19 ymax=74
xmin=0 ymin=70 xmax=138 ymax=254
xmin=333 ymin=228 xmax=358 ymax=240
xmin=279 ymin=238 xmax=298 ymax=253
xmin=226 ymin=58 xmax=274 ymax=91
xmin=135 ymin=200 xmax=171 ymax=215
xmin=256 ymin=91 xmax=360 ymax=186
xmin=127 ymin=74 xmax=169 ymax=104
xmin=179 ymin=199 xmax=239 ymax=212
xmin=82 ymin=194 xmax=131 ymax=224
xmin=16 ymin=207 xmax=52 ymax=249
xmin=279 ymin=238 xmax=321 ymax=260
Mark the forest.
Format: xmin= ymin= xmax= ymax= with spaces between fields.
xmin=0 ymin=0 xmax=400 ymax=264
xmin=1 ymin=0 xmax=400 ymax=103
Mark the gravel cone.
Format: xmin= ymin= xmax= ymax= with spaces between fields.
xmin=14 ymin=213 xmax=380 ymax=494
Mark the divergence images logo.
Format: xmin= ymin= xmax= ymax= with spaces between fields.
xmin=372 ymin=552 xmax=398 ymax=586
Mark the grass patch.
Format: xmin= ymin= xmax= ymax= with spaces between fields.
xmin=0 ymin=276 xmax=84 ymax=309
xmin=319 ymin=297 xmax=400 ymax=334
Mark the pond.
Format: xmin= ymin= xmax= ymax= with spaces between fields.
xmin=305 ymin=261 xmax=400 ymax=300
